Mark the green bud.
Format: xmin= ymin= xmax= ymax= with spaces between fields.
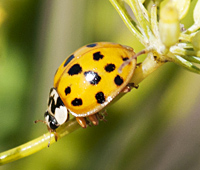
xmin=160 ymin=0 xmax=190 ymax=19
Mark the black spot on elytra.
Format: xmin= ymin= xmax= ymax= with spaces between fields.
xmin=87 ymin=43 xmax=97 ymax=47
xmin=64 ymin=54 xmax=75 ymax=67
xmin=65 ymin=86 xmax=71 ymax=95
xmin=93 ymin=51 xmax=104 ymax=61
xmin=95 ymin=92 xmax=105 ymax=104
xmin=84 ymin=71 xmax=101 ymax=85
xmin=68 ymin=64 xmax=82 ymax=75
xmin=122 ymin=57 xmax=129 ymax=61
xmin=114 ymin=75 xmax=124 ymax=86
xmin=105 ymin=63 xmax=116 ymax=72
xmin=71 ymin=98 xmax=83 ymax=106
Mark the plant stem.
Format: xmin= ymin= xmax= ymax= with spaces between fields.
xmin=0 ymin=118 xmax=80 ymax=165
xmin=131 ymin=52 xmax=165 ymax=84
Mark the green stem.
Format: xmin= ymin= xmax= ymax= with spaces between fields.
xmin=109 ymin=0 xmax=146 ymax=45
xmin=0 ymin=118 xmax=80 ymax=165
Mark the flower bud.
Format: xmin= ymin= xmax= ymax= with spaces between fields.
xmin=159 ymin=3 xmax=180 ymax=47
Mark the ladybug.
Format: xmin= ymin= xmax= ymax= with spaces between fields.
xmin=36 ymin=42 xmax=137 ymax=137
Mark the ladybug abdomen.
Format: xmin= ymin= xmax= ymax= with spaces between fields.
xmin=54 ymin=42 xmax=136 ymax=117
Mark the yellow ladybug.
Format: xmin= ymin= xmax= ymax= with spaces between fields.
xmin=37 ymin=42 xmax=137 ymax=136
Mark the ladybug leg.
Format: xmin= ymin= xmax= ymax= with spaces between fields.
xmin=136 ymin=62 xmax=142 ymax=67
xmin=76 ymin=111 xmax=107 ymax=128
xmin=76 ymin=117 xmax=87 ymax=128
xmin=128 ymin=83 xmax=139 ymax=89
xmin=85 ymin=118 xmax=92 ymax=127
xmin=88 ymin=115 xmax=99 ymax=126
xmin=122 ymin=83 xmax=139 ymax=93
xmin=97 ymin=110 xmax=107 ymax=122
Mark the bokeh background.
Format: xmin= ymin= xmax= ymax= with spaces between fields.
xmin=1 ymin=0 xmax=200 ymax=169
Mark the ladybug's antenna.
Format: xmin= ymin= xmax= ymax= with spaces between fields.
xmin=34 ymin=119 xmax=47 ymax=125
xmin=46 ymin=130 xmax=58 ymax=147
xmin=119 ymin=49 xmax=146 ymax=73
xmin=34 ymin=120 xmax=58 ymax=147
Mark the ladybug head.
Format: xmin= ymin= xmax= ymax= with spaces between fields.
xmin=44 ymin=88 xmax=69 ymax=130
xmin=35 ymin=88 xmax=69 ymax=142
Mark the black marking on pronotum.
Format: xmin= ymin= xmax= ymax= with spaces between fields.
xmin=104 ymin=63 xmax=116 ymax=72
xmin=48 ymin=96 xmax=64 ymax=114
xmin=68 ymin=64 xmax=82 ymax=75
xmin=65 ymin=86 xmax=71 ymax=95
xmin=93 ymin=51 xmax=104 ymax=61
xmin=64 ymin=54 xmax=75 ymax=67
xmin=49 ymin=88 xmax=54 ymax=96
xmin=71 ymin=98 xmax=83 ymax=106
xmin=86 ymin=43 xmax=97 ymax=47
xmin=84 ymin=71 xmax=101 ymax=85
xmin=44 ymin=111 xmax=48 ymax=117
xmin=95 ymin=92 xmax=105 ymax=104
xmin=114 ymin=75 xmax=124 ymax=86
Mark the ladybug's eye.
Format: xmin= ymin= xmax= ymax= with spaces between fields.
xmin=49 ymin=121 xmax=58 ymax=130
xmin=44 ymin=111 xmax=59 ymax=130
xmin=48 ymin=114 xmax=59 ymax=130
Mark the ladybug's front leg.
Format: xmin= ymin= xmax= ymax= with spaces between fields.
xmin=122 ymin=83 xmax=139 ymax=93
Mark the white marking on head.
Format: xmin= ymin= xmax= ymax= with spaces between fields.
xmin=54 ymin=105 xmax=68 ymax=125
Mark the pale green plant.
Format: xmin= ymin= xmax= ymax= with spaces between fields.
xmin=1 ymin=0 xmax=200 ymax=165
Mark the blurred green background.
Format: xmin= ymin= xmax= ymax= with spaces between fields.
xmin=1 ymin=0 xmax=200 ymax=169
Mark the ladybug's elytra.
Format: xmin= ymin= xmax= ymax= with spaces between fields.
xmin=36 ymin=42 xmax=137 ymax=137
